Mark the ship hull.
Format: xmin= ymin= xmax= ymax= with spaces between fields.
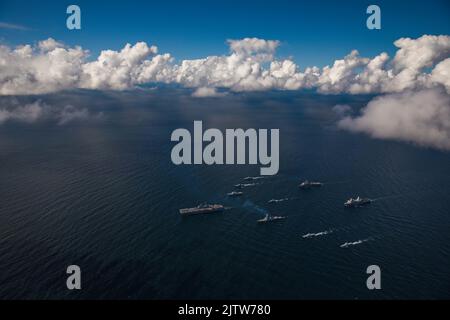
xmin=179 ymin=205 xmax=225 ymax=216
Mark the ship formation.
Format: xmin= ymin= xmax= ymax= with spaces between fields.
xmin=178 ymin=177 xmax=373 ymax=223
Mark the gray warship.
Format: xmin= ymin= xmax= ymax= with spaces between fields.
xmin=299 ymin=180 xmax=323 ymax=189
xmin=344 ymin=197 xmax=372 ymax=207
xmin=179 ymin=203 xmax=225 ymax=216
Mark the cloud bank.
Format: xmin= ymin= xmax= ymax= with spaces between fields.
xmin=1 ymin=35 xmax=449 ymax=151
xmin=191 ymin=87 xmax=226 ymax=97
xmin=0 ymin=35 xmax=449 ymax=95
xmin=338 ymin=88 xmax=450 ymax=151
xmin=0 ymin=100 xmax=102 ymax=125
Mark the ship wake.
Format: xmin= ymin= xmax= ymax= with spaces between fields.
xmin=302 ymin=229 xmax=334 ymax=239
xmin=340 ymin=238 xmax=372 ymax=248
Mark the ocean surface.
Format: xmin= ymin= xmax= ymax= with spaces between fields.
xmin=0 ymin=89 xmax=449 ymax=299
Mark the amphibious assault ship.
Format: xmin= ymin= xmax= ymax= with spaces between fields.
xmin=179 ymin=203 xmax=225 ymax=216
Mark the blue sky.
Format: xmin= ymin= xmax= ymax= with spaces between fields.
xmin=0 ymin=0 xmax=449 ymax=66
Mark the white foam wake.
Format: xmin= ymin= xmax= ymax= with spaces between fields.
xmin=268 ymin=198 xmax=290 ymax=204
xmin=243 ymin=176 xmax=265 ymax=181
xmin=340 ymin=238 xmax=371 ymax=248
xmin=302 ymin=230 xmax=333 ymax=238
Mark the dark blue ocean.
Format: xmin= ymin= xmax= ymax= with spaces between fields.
xmin=0 ymin=89 xmax=449 ymax=299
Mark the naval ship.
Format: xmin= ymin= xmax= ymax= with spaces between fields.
xmin=299 ymin=180 xmax=323 ymax=189
xmin=179 ymin=203 xmax=225 ymax=216
xmin=257 ymin=214 xmax=286 ymax=223
xmin=344 ymin=197 xmax=372 ymax=207
xmin=243 ymin=177 xmax=263 ymax=181
xmin=227 ymin=191 xmax=243 ymax=197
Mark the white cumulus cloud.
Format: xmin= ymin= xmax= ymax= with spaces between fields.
xmin=338 ymin=88 xmax=450 ymax=151
xmin=0 ymin=100 xmax=102 ymax=125
xmin=0 ymin=101 xmax=44 ymax=124
xmin=191 ymin=87 xmax=225 ymax=97
xmin=332 ymin=104 xmax=352 ymax=116
xmin=0 ymin=35 xmax=449 ymax=95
